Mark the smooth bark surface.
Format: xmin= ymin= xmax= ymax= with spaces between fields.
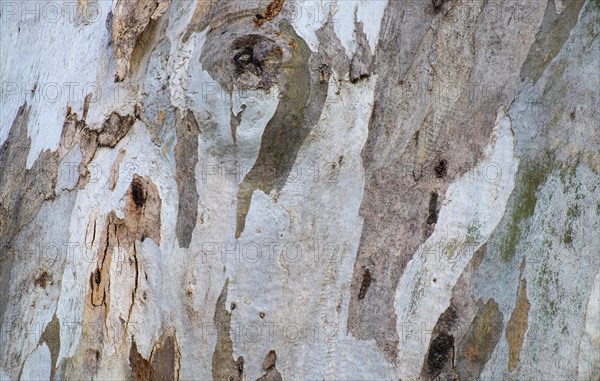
xmin=1 ymin=0 xmax=599 ymax=380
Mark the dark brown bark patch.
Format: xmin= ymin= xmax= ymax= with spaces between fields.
xmin=427 ymin=331 xmax=454 ymax=377
xmin=423 ymin=309 xmax=458 ymax=380
xmin=150 ymin=333 xmax=181 ymax=381
xmin=124 ymin=175 xmax=163 ymax=245
xmin=427 ymin=192 xmax=439 ymax=225
xmin=357 ymin=268 xmax=372 ymax=300
xmin=129 ymin=332 xmax=181 ymax=381
xmin=130 ymin=339 xmax=152 ymax=381
xmin=434 ymin=159 xmax=448 ymax=178
xmin=34 ymin=270 xmax=53 ymax=288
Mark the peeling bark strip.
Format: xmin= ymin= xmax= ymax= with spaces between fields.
xmin=109 ymin=149 xmax=127 ymax=191
xmin=235 ymin=21 xmax=329 ymax=238
xmin=111 ymin=0 xmax=171 ymax=82
xmin=90 ymin=214 xmax=120 ymax=307
xmin=181 ymin=0 xmax=219 ymax=42
xmin=174 ymin=110 xmax=200 ymax=248
xmin=254 ymin=0 xmax=285 ymax=27
xmin=212 ymin=279 xmax=244 ymax=381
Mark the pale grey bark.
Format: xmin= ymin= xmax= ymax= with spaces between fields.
xmin=0 ymin=0 xmax=599 ymax=380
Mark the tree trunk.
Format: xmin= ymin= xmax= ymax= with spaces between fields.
xmin=1 ymin=0 xmax=599 ymax=380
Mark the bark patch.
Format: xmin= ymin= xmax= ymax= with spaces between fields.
xmin=349 ymin=19 xmax=372 ymax=83
xmin=422 ymin=304 xmax=459 ymax=379
xmin=90 ymin=175 xmax=161 ymax=307
xmin=235 ymin=21 xmax=329 ymax=238
xmin=130 ymin=339 xmax=152 ymax=380
xmin=456 ymin=299 xmax=503 ymax=380
xmin=254 ymin=0 xmax=285 ymax=27
xmin=129 ymin=333 xmax=181 ymax=381
xmin=34 ymin=270 xmax=53 ymax=288
xmin=124 ymin=175 xmax=162 ymax=245
xmin=0 ymin=104 xmax=58 ymax=323
xmin=257 ymin=350 xmax=283 ymax=381
xmin=434 ymin=159 xmax=447 ymax=178
xmin=427 ymin=191 xmax=439 ymax=225
xmin=212 ymin=278 xmax=244 ymax=381
xmin=97 ymin=112 xmax=136 ymax=148
xmin=357 ymin=268 xmax=372 ymax=300
xmin=174 ymin=110 xmax=200 ymax=248
xmin=60 ymin=108 xmax=135 ymax=188
xmin=506 ymin=278 xmax=530 ymax=371
xmin=111 ymin=0 xmax=170 ymax=82
xmin=520 ymin=0 xmax=585 ymax=83
xmin=38 ymin=313 xmax=61 ymax=381
xmin=108 ymin=149 xmax=126 ymax=191
xmin=427 ymin=332 xmax=455 ymax=378
xmin=150 ymin=333 xmax=182 ymax=381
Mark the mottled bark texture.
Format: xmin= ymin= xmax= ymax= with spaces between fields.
xmin=1 ymin=0 xmax=598 ymax=380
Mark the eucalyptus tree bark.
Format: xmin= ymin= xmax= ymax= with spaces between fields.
xmin=1 ymin=0 xmax=599 ymax=380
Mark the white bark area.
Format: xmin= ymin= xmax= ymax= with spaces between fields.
xmin=1 ymin=0 xmax=599 ymax=380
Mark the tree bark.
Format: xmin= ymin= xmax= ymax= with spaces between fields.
xmin=1 ymin=0 xmax=599 ymax=380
